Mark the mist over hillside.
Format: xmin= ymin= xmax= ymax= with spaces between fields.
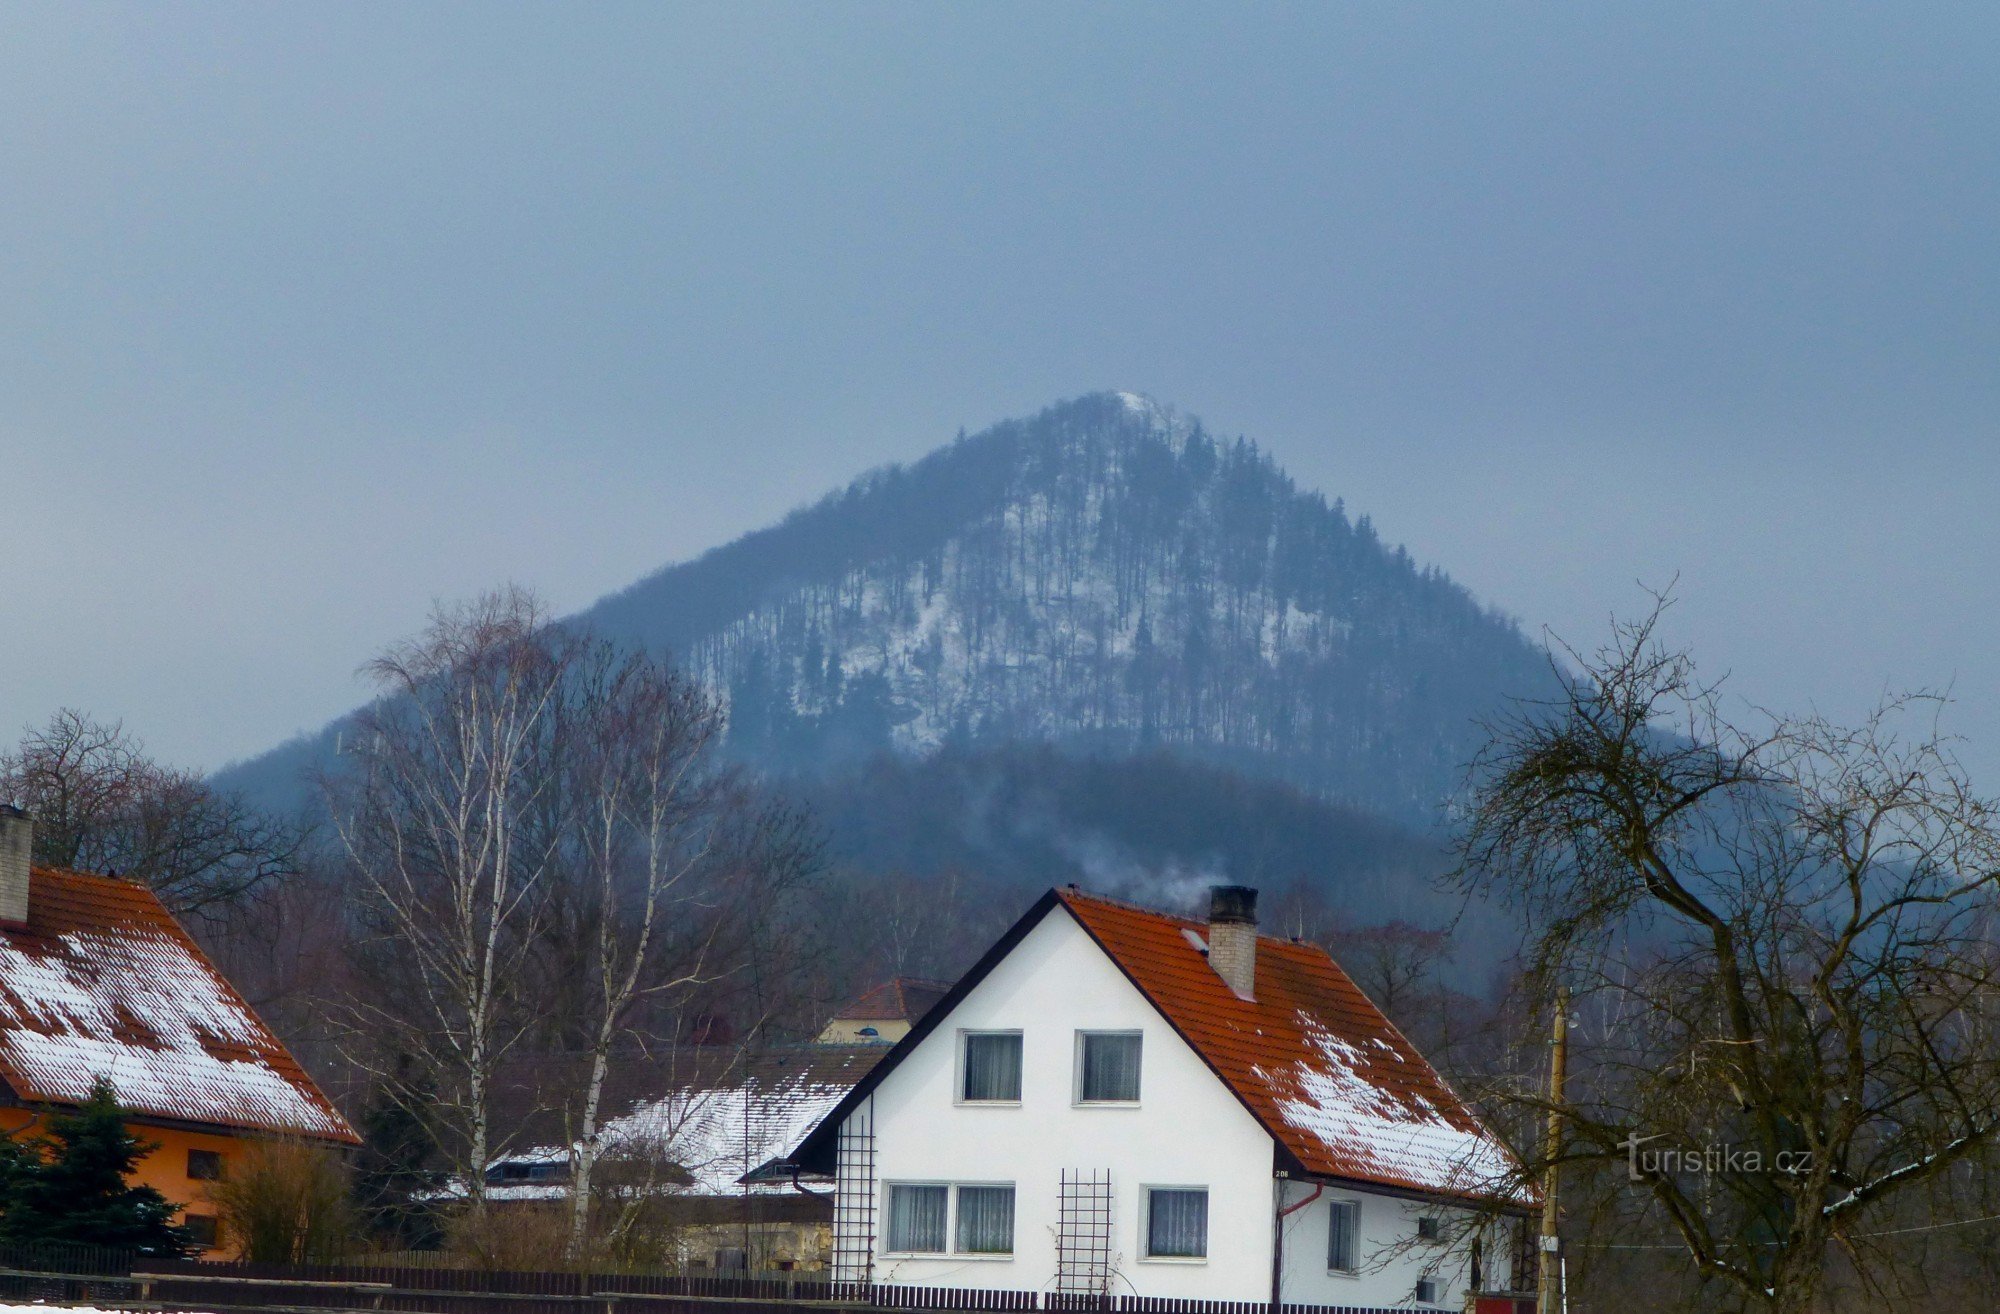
xmin=213 ymin=393 xmax=1557 ymax=941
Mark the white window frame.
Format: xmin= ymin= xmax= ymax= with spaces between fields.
xmin=1326 ymin=1195 xmax=1362 ymax=1274
xmin=1137 ymin=1184 xmax=1210 ymax=1263
xmin=882 ymin=1180 xmax=951 ymax=1257
xmin=1072 ymin=1029 xmax=1144 ymax=1106
xmin=955 ymin=1029 xmax=1024 ymax=1105
xmin=950 ymin=1180 xmax=1018 ymax=1259
xmin=881 ymin=1180 xmax=1018 ymax=1260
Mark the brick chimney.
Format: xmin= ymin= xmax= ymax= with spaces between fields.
xmin=1206 ymin=884 xmax=1258 ymax=1000
xmin=0 ymin=807 xmax=30 ymax=927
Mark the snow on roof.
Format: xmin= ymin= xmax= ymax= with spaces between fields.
xmin=0 ymin=869 xmax=355 ymax=1143
xmin=604 ymin=1066 xmax=857 ymax=1195
xmin=1055 ymin=888 xmax=1528 ymax=1206
xmin=483 ymin=1047 xmax=882 ymax=1201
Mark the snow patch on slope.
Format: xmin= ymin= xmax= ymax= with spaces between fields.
xmin=1254 ymin=1010 xmax=1526 ymax=1203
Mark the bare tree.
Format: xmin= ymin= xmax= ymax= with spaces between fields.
xmin=1327 ymin=919 xmax=1453 ymax=1020
xmin=328 ymin=586 xmax=570 ymax=1220
xmin=0 ymin=708 xmax=305 ymax=920
xmin=1455 ymin=597 xmax=2000 ymax=1314
xmin=542 ymin=641 xmax=814 ymax=1258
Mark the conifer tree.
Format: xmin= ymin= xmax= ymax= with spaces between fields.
xmin=0 ymin=1078 xmax=191 ymax=1254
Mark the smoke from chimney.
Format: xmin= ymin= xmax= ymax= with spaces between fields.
xmin=1206 ymin=884 xmax=1258 ymax=999
xmin=0 ymin=807 xmax=30 ymax=927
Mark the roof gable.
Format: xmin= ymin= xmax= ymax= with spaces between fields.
xmin=0 ymin=868 xmax=356 ymax=1143
xmin=797 ymin=887 xmax=1524 ymax=1208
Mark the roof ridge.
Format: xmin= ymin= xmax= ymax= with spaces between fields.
xmin=1056 ymin=885 xmax=1338 ymax=955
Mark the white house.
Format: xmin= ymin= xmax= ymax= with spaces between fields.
xmin=793 ymin=885 xmax=1536 ymax=1312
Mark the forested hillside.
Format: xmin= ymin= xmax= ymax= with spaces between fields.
xmin=579 ymin=392 xmax=1554 ymax=824
xmin=215 ymin=394 xmax=1556 ymax=926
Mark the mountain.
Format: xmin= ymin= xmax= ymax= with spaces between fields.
xmin=578 ymin=391 xmax=1553 ymax=825
xmin=214 ymin=393 xmax=1555 ymax=938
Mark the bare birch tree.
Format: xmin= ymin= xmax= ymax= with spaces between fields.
xmin=1454 ymin=597 xmax=2000 ymax=1314
xmin=329 ymin=586 xmax=570 ymax=1220
xmin=548 ymin=642 xmax=732 ymax=1258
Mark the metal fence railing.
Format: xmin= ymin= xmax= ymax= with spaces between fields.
xmin=0 ymin=1247 xmax=1443 ymax=1314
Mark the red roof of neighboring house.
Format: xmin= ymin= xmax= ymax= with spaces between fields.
xmin=798 ymin=888 xmax=1527 ymax=1209
xmin=0 ymin=868 xmax=357 ymax=1144
xmin=830 ymin=977 xmax=953 ymax=1024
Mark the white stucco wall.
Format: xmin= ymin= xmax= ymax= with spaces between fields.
xmin=836 ymin=906 xmax=1276 ymax=1299
xmin=831 ymin=906 xmax=1515 ymax=1306
xmin=1274 ymin=1179 xmax=1518 ymax=1310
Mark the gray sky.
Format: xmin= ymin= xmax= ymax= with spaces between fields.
xmin=5 ymin=2 xmax=1997 ymax=782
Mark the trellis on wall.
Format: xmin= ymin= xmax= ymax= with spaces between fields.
xmin=1055 ymin=1168 xmax=1115 ymax=1293
xmin=831 ymin=1098 xmax=877 ymax=1283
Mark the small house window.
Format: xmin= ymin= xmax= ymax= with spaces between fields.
xmin=187 ymin=1149 xmax=223 ymax=1181
xmin=960 ymin=1031 xmax=1022 ymax=1102
xmin=1144 ymin=1187 xmax=1208 ymax=1258
xmin=886 ymin=1184 xmax=949 ymax=1253
xmin=1414 ymin=1278 xmax=1439 ymax=1304
xmin=182 ymin=1214 xmax=220 ymax=1249
xmin=954 ymin=1184 xmax=1016 ymax=1254
xmin=1076 ymin=1031 xmax=1142 ymax=1102
xmin=1417 ymin=1215 xmax=1442 ymax=1241
xmin=1327 ymin=1198 xmax=1359 ymax=1272
xmin=714 ymin=1247 xmax=748 ymax=1271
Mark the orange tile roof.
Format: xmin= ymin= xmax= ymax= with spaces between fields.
xmin=830 ymin=977 xmax=953 ymax=1024
xmin=1054 ymin=888 xmax=1527 ymax=1206
xmin=0 ymin=868 xmax=357 ymax=1143
xmin=796 ymin=887 xmax=1527 ymax=1209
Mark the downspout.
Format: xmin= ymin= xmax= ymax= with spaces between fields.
xmin=1270 ymin=1178 xmax=1322 ymax=1310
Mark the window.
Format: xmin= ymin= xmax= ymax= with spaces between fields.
xmin=1076 ymin=1031 xmax=1142 ymax=1102
xmin=1327 ymin=1199 xmax=1359 ymax=1272
xmin=1416 ymin=1215 xmax=1442 ymax=1241
xmin=887 ymin=1184 xmax=949 ymax=1253
xmin=1144 ymin=1187 xmax=1208 ymax=1259
xmin=1414 ymin=1278 xmax=1439 ymax=1304
xmin=186 ymin=1149 xmax=223 ymax=1181
xmin=714 ymin=1247 xmax=748 ymax=1271
xmin=961 ymin=1031 xmax=1023 ymax=1102
xmin=888 ymin=1182 xmax=1015 ymax=1256
xmin=182 ymin=1214 xmax=220 ymax=1249
xmin=955 ymin=1185 xmax=1016 ymax=1254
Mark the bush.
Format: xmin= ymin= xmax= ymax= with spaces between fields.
xmin=205 ymin=1139 xmax=356 ymax=1263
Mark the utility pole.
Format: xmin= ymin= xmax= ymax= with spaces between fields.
xmin=1538 ymin=987 xmax=1569 ymax=1314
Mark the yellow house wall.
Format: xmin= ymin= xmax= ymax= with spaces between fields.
xmin=813 ymin=1018 xmax=910 ymax=1045
xmin=3 ymin=1109 xmax=250 ymax=1258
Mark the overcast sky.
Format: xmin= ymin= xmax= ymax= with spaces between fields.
xmin=5 ymin=2 xmax=1997 ymax=783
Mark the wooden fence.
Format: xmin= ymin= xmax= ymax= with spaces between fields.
xmin=0 ymin=1245 xmax=1474 ymax=1314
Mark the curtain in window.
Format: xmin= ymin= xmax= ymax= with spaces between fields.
xmin=1327 ymin=1199 xmax=1358 ymax=1271
xmin=955 ymin=1185 xmax=1016 ymax=1253
xmin=888 ymin=1184 xmax=948 ymax=1253
xmin=962 ymin=1033 xmax=1023 ymax=1101
xmin=1079 ymin=1032 xmax=1142 ymax=1101
xmin=1146 ymin=1188 xmax=1208 ymax=1257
